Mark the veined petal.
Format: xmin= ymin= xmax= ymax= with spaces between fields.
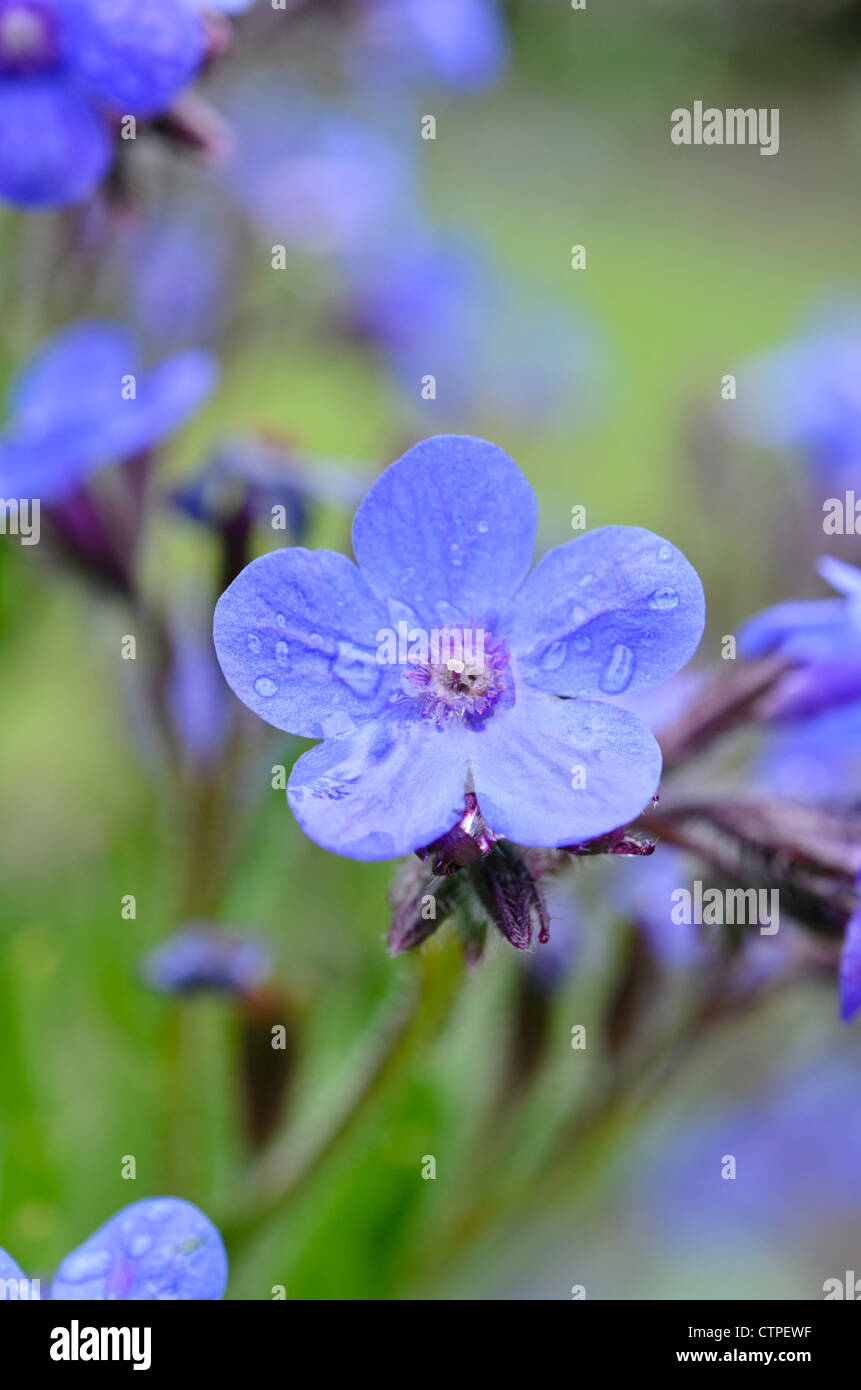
xmin=214 ymin=547 xmax=399 ymax=739
xmin=51 ymin=1198 xmax=227 ymax=1301
xmin=287 ymin=711 xmax=470 ymax=860
xmin=351 ymin=435 xmax=537 ymax=627
xmin=66 ymin=0 xmax=204 ymax=118
xmin=469 ymin=687 xmax=662 ymax=847
xmin=0 ymin=78 xmax=111 ymax=208
xmin=507 ymin=526 xmax=704 ymax=699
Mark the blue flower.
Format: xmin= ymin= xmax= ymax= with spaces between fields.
xmin=214 ymin=435 xmax=705 ymax=861
xmin=0 ymin=320 xmax=217 ymax=503
xmin=218 ymin=79 xmax=414 ymax=254
xmin=142 ymin=923 xmax=271 ymax=995
xmin=0 ymin=0 xmax=205 ymax=207
xmin=344 ymin=231 xmax=601 ymax=429
xmin=839 ymin=883 xmax=861 ymax=1022
xmin=1 ymin=1197 xmax=227 ymax=1300
xmin=739 ymin=556 xmax=861 ymax=721
xmin=733 ymin=309 xmax=861 ymax=493
xmin=350 ymin=0 xmax=507 ymax=92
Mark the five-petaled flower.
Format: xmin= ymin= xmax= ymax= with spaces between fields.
xmin=214 ymin=435 xmax=705 ymax=861
xmin=0 ymin=0 xmax=205 ymax=207
xmin=0 ymin=1197 xmax=227 ymax=1299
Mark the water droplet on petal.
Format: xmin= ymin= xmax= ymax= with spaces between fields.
xmin=657 ymin=544 xmax=673 ymax=562
xmin=569 ymin=603 xmax=588 ymax=626
xmin=599 ymin=643 xmax=635 ymax=694
xmin=648 ymin=586 xmax=679 ymax=611
xmin=254 ymin=676 xmax=277 ymax=698
xmin=275 ymin=641 xmax=290 ymax=668
xmin=572 ymin=632 xmax=591 ymax=652
xmin=333 ymin=642 xmax=382 ymax=698
xmin=275 ymin=612 xmax=287 ymax=629
xmin=476 ymin=519 xmax=489 ymax=534
xmin=539 ymin=641 xmax=566 ymax=672
xmin=130 ymin=1235 xmax=152 ymax=1258
xmin=578 ymin=572 xmax=595 ymax=587
xmin=247 ymin=634 xmax=261 ymax=654
xmin=449 ymin=542 xmax=463 ymax=567
xmin=63 ymin=1248 xmax=113 ymax=1282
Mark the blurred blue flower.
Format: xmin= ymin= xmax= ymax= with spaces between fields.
xmin=0 ymin=321 xmax=217 ymax=503
xmin=644 ymin=1058 xmax=861 ymax=1241
xmin=214 ymin=435 xmax=705 ymax=860
xmin=0 ymin=0 xmax=205 ymax=207
xmin=739 ymin=556 xmax=861 ymax=722
xmin=1 ymin=1197 xmax=227 ymax=1300
xmin=217 ymin=80 xmax=413 ymax=254
xmin=345 ymin=232 xmax=601 ymax=428
xmin=349 ymin=0 xmax=507 ymax=92
xmin=839 ymin=883 xmax=861 ymax=1022
xmin=734 ymin=309 xmax=861 ymax=493
xmin=142 ymin=923 xmax=271 ymax=995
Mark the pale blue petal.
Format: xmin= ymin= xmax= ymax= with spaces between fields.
xmin=51 ymin=1198 xmax=227 ymax=1301
xmin=351 ymin=435 xmax=536 ymax=627
xmin=214 ymin=547 xmax=399 ymax=739
xmin=287 ymin=711 xmax=469 ymax=859
xmin=470 ymin=687 xmax=662 ymax=847
xmin=506 ymin=526 xmax=705 ymax=699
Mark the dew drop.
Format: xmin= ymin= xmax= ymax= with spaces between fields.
xmin=246 ymin=633 xmax=261 ymax=654
xmin=449 ymin=542 xmax=463 ymax=567
xmin=254 ymin=676 xmax=277 ymax=698
xmin=539 ymin=641 xmax=566 ymax=672
xmin=63 ymin=1248 xmax=113 ymax=1282
xmin=578 ymin=572 xmax=595 ymax=587
xmin=569 ymin=603 xmax=588 ymax=626
xmin=657 ymin=544 xmax=673 ymax=562
xmin=130 ymin=1235 xmax=152 ymax=1258
xmin=476 ymin=519 xmax=489 ymax=534
xmin=275 ymin=641 xmax=290 ymax=668
xmin=599 ymin=643 xmax=635 ymax=694
xmin=572 ymin=632 xmax=591 ymax=652
xmin=275 ymin=612 xmax=287 ymax=629
xmin=648 ymin=586 xmax=679 ymax=611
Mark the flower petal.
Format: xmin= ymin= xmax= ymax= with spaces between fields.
xmin=351 ymin=435 xmax=537 ymax=626
xmin=506 ymin=526 xmax=705 ymax=699
xmin=214 ymin=547 xmax=399 ymax=739
xmin=0 ymin=78 xmax=111 ymax=208
xmin=738 ymin=598 xmax=849 ymax=660
xmin=839 ymin=898 xmax=861 ymax=1023
xmin=66 ymin=0 xmax=205 ymax=118
xmin=287 ymin=711 xmax=470 ymax=859
xmin=51 ymin=1198 xmax=227 ymax=1301
xmin=470 ymin=688 xmax=662 ymax=846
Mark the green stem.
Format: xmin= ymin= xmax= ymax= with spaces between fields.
xmin=222 ymin=939 xmax=463 ymax=1268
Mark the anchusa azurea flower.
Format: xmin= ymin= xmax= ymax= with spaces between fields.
xmin=214 ymin=435 xmax=705 ymax=871
xmin=0 ymin=0 xmax=207 ymax=207
xmin=348 ymin=0 xmax=508 ymax=93
xmin=0 ymin=1197 xmax=227 ymax=1299
xmin=0 ymin=319 xmax=217 ymax=505
xmin=142 ymin=922 xmax=271 ymax=996
xmin=739 ymin=555 xmax=861 ymax=721
xmin=732 ymin=308 xmax=861 ymax=495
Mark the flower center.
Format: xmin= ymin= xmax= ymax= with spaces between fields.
xmin=402 ymin=623 xmax=510 ymax=727
xmin=0 ymin=1 xmax=58 ymax=74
